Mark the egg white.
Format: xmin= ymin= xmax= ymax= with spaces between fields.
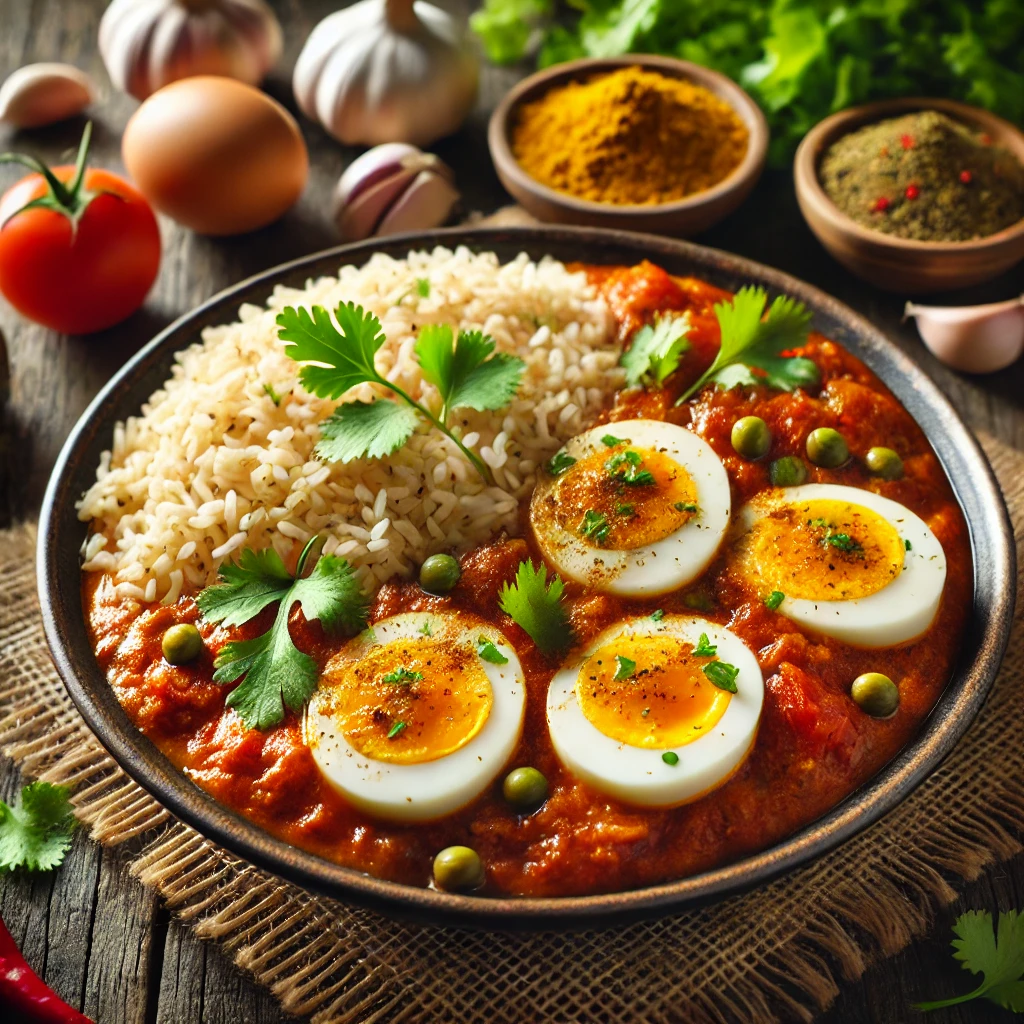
xmin=531 ymin=419 xmax=731 ymax=597
xmin=546 ymin=615 xmax=764 ymax=808
xmin=304 ymin=612 xmax=525 ymax=822
xmin=736 ymin=483 xmax=947 ymax=647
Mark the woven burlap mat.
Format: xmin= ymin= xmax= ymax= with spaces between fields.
xmin=1 ymin=433 xmax=1022 ymax=1024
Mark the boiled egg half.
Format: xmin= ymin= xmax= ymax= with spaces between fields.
xmin=547 ymin=615 xmax=763 ymax=807
xmin=732 ymin=483 xmax=946 ymax=646
xmin=531 ymin=419 xmax=731 ymax=597
xmin=305 ymin=612 xmax=525 ymax=822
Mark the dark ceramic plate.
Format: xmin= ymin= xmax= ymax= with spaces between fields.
xmin=39 ymin=227 xmax=1014 ymax=929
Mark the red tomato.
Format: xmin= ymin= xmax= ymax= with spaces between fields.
xmin=0 ymin=162 xmax=160 ymax=334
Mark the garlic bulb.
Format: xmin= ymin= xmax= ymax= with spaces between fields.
xmin=333 ymin=143 xmax=459 ymax=241
xmin=905 ymin=296 xmax=1024 ymax=374
xmin=99 ymin=0 xmax=282 ymax=101
xmin=293 ymin=0 xmax=479 ymax=147
xmin=0 ymin=63 xmax=96 ymax=128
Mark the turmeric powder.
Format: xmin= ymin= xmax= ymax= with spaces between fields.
xmin=511 ymin=67 xmax=749 ymax=206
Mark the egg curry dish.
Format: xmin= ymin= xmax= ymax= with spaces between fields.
xmin=79 ymin=250 xmax=970 ymax=897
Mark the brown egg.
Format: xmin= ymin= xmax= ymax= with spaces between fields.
xmin=122 ymin=76 xmax=308 ymax=236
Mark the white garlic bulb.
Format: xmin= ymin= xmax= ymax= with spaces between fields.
xmin=333 ymin=142 xmax=459 ymax=241
xmin=0 ymin=63 xmax=95 ymax=127
xmin=99 ymin=0 xmax=282 ymax=101
xmin=293 ymin=0 xmax=479 ymax=147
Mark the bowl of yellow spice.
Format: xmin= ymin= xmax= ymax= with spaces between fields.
xmin=488 ymin=56 xmax=768 ymax=236
xmin=795 ymin=97 xmax=1024 ymax=293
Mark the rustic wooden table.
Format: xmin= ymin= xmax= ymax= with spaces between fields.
xmin=1 ymin=2 xmax=1022 ymax=1022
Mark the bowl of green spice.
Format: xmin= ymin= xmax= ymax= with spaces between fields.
xmin=794 ymin=98 xmax=1024 ymax=293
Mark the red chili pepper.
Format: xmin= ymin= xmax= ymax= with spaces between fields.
xmin=0 ymin=918 xmax=92 ymax=1024
xmin=900 ymin=134 xmax=914 ymax=150
xmin=905 ymin=184 xmax=920 ymax=200
xmin=871 ymin=196 xmax=891 ymax=213
xmin=960 ymin=169 xmax=973 ymax=184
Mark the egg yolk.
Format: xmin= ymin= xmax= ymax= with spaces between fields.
xmin=576 ymin=634 xmax=731 ymax=748
xmin=318 ymin=637 xmax=493 ymax=765
xmin=544 ymin=444 xmax=699 ymax=550
xmin=737 ymin=497 xmax=905 ymax=601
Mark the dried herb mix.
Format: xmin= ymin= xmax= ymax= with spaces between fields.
xmin=819 ymin=111 xmax=1024 ymax=242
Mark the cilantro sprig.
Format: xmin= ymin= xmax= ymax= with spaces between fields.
xmin=498 ymin=560 xmax=573 ymax=655
xmin=916 ymin=909 xmax=1024 ymax=1013
xmin=197 ymin=537 xmax=368 ymax=731
xmin=676 ymin=287 xmax=816 ymax=405
xmin=621 ymin=315 xmax=691 ymax=388
xmin=0 ymin=781 xmax=76 ymax=872
xmin=278 ymin=302 xmax=525 ymax=484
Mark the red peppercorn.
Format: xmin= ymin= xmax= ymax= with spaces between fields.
xmin=905 ymin=184 xmax=920 ymax=200
xmin=960 ymin=170 xmax=973 ymax=184
xmin=900 ymin=134 xmax=914 ymax=150
xmin=871 ymin=196 xmax=891 ymax=213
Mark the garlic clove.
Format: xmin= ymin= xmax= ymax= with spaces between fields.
xmin=905 ymin=296 xmax=1024 ymax=374
xmin=335 ymin=142 xmax=425 ymax=209
xmin=376 ymin=168 xmax=460 ymax=236
xmin=335 ymin=167 xmax=420 ymax=241
xmin=0 ymin=63 xmax=95 ymax=128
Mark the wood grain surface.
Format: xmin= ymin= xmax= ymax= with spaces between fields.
xmin=1 ymin=1 xmax=1022 ymax=1021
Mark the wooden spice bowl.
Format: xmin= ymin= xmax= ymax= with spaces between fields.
xmin=487 ymin=55 xmax=768 ymax=237
xmin=794 ymin=97 xmax=1024 ymax=294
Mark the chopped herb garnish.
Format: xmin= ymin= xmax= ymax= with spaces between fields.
xmin=416 ymin=277 xmax=431 ymax=297
xmin=498 ymin=560 xmax=573 ymax=655
xmin=765 ymin=590 xmax=786 ymax=610
xmin=621 ymin=315 xmax=691 ymax=388
xmin=651 ymin=608 xmax=665 ymax=621
xmin=476 ymin=636 xmax=509 ymax=665
xmin=387 ymin=720 xmax=408 ymax=739
xmin=613 ymin=655 xmax=636 ymax=681
xmin=0 ymin=781 xmax=76 ymax=872
xmin=579 ymin=509 xmax=611 ymax=544
xmin=381 ymin=666 xmax=423 ymax=685
xmin=197 ymin=537 xmax=369 ymax=730
xmin=691 ymin=633 xmax=718 ymax=657
xmin=262 ymin=382 xmax=283 ymax=405
xmin=808 ymin=517 xmax=864 ymax=556
xmin=616 ymin=502 xmax=635 ymax=517
xmin=703 ymin=661 xmax=739 ymax=693
xmin=676 ymin=287 xmax=816 ymax=405
xmin=606 ymin=449 xmax=656 ymax=486
xmin=547 ymin=450 xmax=577 ymax=476
xmin=905 ymin=539 xmax=913 ymax=551
xmin=661 ymin=751 xmax=680 ymax=766
xmin=674 ymin=501 xmax=698 ymax=514
xmin=419 ymin=620 xmax=433 ymax=635
xmin=278 ymin=303 xmax=524 ymax=484
xmin=602 ymin=433 xmax=628 ymax=447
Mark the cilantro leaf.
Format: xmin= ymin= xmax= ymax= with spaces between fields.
xmin=498 ymin=560 xmax=572 ymax=655
xmin=381 ymin=666 xmax=423 ymax=685
xmin=677 ymin=287 xmax=815 ymax=404
xmin=703 ymin=661 xmax=739 ymax=692
xmin=547 ymin=450 xmax=576 ymax=476
xmin=199 ymin=538 xmax=368 ymax=730
xmin=387 ymin=720 xmax=408 ymax=739
xmin=692 ymin=633 xmax=717 ymax=657
xmin=316 ymin=399 xmax=420 ymax=463
xmin=416 ymin=278 xmax=431 ymax=297
xmin=0 ymin=781 xmax=76 ymax=872
xmin=613 ymin=655 xmax=636 ymax=681
xmin=415 ymin=325 xmax=525 ymax=419
xmin=579 ymin=509 xmax=611 ymax=545
xmin=621 ymin=315 xmax=691 ymax=388
xmin=916 ymin=910 xmax=1024 ymax=1012
xmin=476 ymin=636 xmax=509 ymax=664
xmin=277 ymin=302 xmax=385 ymax=400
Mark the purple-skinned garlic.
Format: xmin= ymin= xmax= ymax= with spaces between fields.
xmin=332 ymin=143 xmax=459 ymax=242
xmin=905 ymin=295 xmax=1024 ymax=374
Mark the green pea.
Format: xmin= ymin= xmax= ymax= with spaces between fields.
xmin=806 ymin=427 xmax=849 ymax=468
xmin=769 ymin=456 xmax=808 ymax=487
xmin=162 ymin=623 xmax=203 ymax=665
xmin=865 ymin=446 xmax=903 ymax=481
xmin=432 ymin=845 xmax=484 ymax=892
xmin=850 ymin=672 xmax=900 ymax=718
xmin=731 ymin=416 xmax=772 ymax=460
xmin=419 ymin=553 xmax=461 ymax=595
xmin=502 ymin=767 xmax=548 ymax=811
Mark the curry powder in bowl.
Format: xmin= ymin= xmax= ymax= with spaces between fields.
xmin=510 ymin=66 xmax=749 ymax=207
xmin=818 ymin=110 xmax=1024 ymax=242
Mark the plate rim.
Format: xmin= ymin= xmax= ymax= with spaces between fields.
xmin=37 ymin=225 xmax=1016 ymax=929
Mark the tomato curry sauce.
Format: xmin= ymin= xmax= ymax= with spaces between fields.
xmin=84 ymin=262 xmax=971 ymax=897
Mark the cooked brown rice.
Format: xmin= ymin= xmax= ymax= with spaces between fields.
xmin=77 ymin=247 xmax=621 ymax=603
